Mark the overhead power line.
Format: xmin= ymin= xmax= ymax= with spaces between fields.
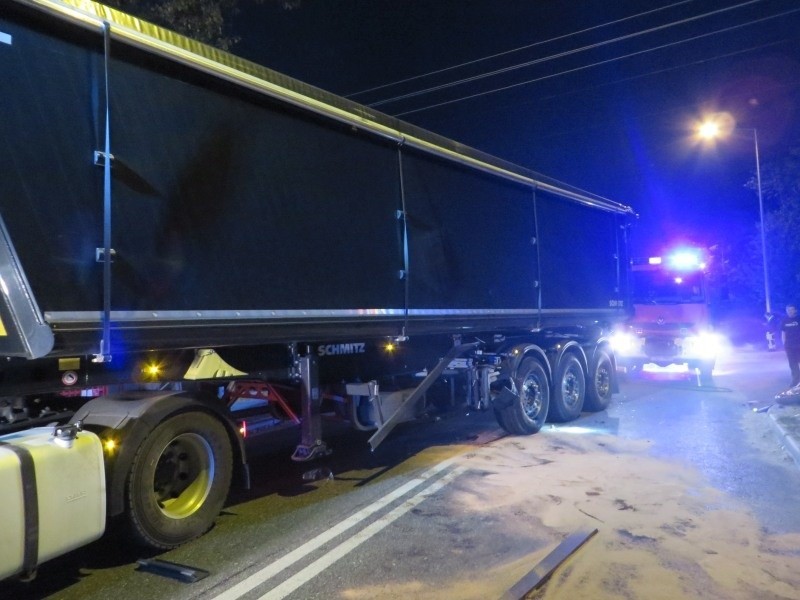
xmin=531 ymin=48 xmax=800 ymax=142
xmin=391 ymin=6 xmax=800 ymax=117
xmin=370 ymin=0 xmax=763 ymax=109
xmin=345 ymin=0 xmax=695 ymax=98
xmin=521 ymin=39 xmax=793 ymax=121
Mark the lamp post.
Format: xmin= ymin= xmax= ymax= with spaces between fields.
xmin=697 ymin=120 xmax=772 ymax=317
xmin=751 ymin=128 xmax=771 ymax=315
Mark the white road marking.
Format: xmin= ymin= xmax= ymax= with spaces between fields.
xmin=210 ymin=457 xmax=461 ymax=600
xmin=259 ymin=466 xmax=467 ymax=600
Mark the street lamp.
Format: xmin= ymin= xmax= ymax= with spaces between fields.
xmin=697 ymin=118 xmax=772 ymax=317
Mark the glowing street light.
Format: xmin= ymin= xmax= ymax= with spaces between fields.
xmin=697 ymin=116 xmax=771 ymax=316
xmin=697 ymin=120 xmax=721 ymax=140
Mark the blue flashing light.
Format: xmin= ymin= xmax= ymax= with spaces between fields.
xmin=666 ymin=249 xmax=703 ymax=271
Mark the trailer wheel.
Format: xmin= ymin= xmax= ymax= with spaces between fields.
xmin=494 ymin=358 xmax=549 ymax=435
xmin=549 ymin=354 xmax=586 ymax=422
xmin=584 ymin=349 xmax=613 ymax=412
xmin=127 ymin=411 xmax=233 ymax=549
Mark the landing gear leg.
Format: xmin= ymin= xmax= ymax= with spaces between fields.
xmin=292 ymin=353 xmax=331 ymax=462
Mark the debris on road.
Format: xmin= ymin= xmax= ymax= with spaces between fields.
xmin=500 ymin=528 xmax=598 ymax=600
xmin=135 ymin=558 xmax=209 ymax=583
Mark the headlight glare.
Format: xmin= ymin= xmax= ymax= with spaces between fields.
xmin=611 ymin=332 xmax=640 ymax=356
xmin=682 ymin=332 xmax=721 ymax=358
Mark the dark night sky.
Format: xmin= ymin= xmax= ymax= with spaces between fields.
xmin=232 ymin=0 xmax=800 ymax=255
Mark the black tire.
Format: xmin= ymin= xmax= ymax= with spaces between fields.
xmin=549 ymin=354 xmax=586 ymax=423
xmin=584 ymin=349 xmax=614 ymax=412
xmin=494 ymin=357 xmax=549 ymax=435
xmin=127 ymin=411 xmax=233 ymax=549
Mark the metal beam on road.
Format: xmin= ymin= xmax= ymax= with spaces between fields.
xmin=501 ymin=528 xmax=598 ymax=600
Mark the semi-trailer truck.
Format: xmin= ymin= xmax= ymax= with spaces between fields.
xmin=0 ymin=0 xmax=635 ymax=581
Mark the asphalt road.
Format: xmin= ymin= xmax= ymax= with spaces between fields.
xmin=4 ymin=348 xmax=800 ymax=599
xmin=612 ymin=348 xmax=800 ymax=536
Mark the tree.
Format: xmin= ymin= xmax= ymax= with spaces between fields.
xmin=739 ymin=144 xmax=800 ymax=311
xmin=717 ymin=143 xmax=800 ymax=315
xmin=760 ymin=146 xmax=800 ymax=307
xmin=105 ymin=0 xmax=302 ymax=50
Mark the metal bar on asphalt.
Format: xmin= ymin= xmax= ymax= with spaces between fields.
xmin=500 ymin=528 xmax=598 ymax=600
xmin=135 ymin=558 xmax=209 ymax=583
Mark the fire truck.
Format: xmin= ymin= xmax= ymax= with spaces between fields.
xmin=612 ymin=248 xmax=722 ymax=383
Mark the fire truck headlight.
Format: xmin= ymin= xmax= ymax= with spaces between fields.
xmin=611 ymin=332 xmax=640 ymax=356
xmin=683 ymin=332 xmax=722 ymax=359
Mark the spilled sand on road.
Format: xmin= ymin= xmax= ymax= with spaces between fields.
xmin=341 ymin=428 xmax=800 ymax=600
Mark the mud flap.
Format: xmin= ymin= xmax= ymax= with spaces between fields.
xmin=491 ymin=386 xmax=518 ymax=409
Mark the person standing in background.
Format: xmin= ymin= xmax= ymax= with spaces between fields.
xmin=781 ymin=304 xmax=800 ymax=387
